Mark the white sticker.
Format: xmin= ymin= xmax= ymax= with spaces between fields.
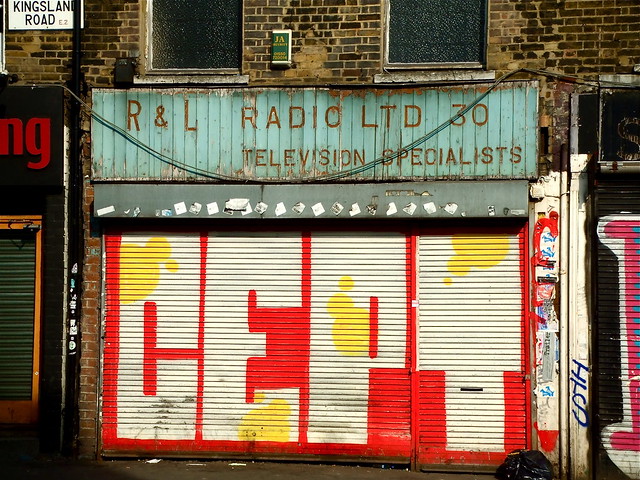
xmin=349 ymin=203 xmax=361 ymax=216
xmin=225 ymin=198 xmax=250 ymax=211
xmin=96 ymin=205 xmax=116 ymax=216
xmin=275 ymin=202 xmax=287 ymax=216
xmin=444 ymin=202 xmax=458 ymax=215
xmin=207 ymin=202 xmax=219 ymax=215
xmin=292 ymin=202 xmax=306 ymax=214
xmin=488 ymin=205 xmax=496 ymax=216
xmin=189 ymin=202 xmax=202 ymax=215
xmin=403 ymin=202 xmax=417 ymax=215
xmin=312 ymin=203 xmax=325 ymax=216
xmin=510 ymin=209 xmax=526 ymax=216
xmin=331 ymin=202 xmax=344 ymax=215
xmin=386 ymin=202 xmax=397 ymax=216
xmin=255 ymin=202 xmax=268 ymax=214
xmin=174 ymin=202 xmax=187 ymax=215
xmin=241 ymin=203 xmax=253 ymax=216
xmin=423 ymin=202 xmax=437 ymax=214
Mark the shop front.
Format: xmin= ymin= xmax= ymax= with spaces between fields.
xmin=0 ymin=86 xmax=66 ymax=449
xmin=91 ymin=83 xmax=539 ymax=469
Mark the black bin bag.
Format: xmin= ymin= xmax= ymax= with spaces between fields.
xmin=495 ymin=449 xmax=553 ymax=480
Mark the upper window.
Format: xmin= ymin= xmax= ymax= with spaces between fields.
xmin=148 ymin=0 xmax=242 ymax=72
xmin=386 ymin=0 xmax=487 ymax=68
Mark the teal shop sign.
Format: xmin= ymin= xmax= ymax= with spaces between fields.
xmin=92 ymin=82 xmax=538 ymax=181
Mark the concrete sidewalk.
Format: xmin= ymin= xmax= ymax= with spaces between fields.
xmin=0 ymin=432 xmax=497 ymax=480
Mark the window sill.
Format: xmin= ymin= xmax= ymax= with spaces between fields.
xmin=374 ymin=70 xmax=496 ymax=84
xmin=132 ymin=74 xmax=249 ymax=86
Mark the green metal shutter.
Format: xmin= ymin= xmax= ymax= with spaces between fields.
xmin=0 ymin=231 xmax=36 ymax=400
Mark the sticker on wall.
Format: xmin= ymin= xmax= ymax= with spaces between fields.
xmin=255 ymin=202 xmax=268 ymax=215
xmin=366 ymin=204 xmax=377 ymax=215
xmin=423 ymin=202 xmax=437 ymax=214
xmin=207 ymin=202 xmax=219 ymax=215
xmin=189 ymin=203 xmax=202 ymax=215
xmin=242 ymin=203 xmax=253 ymax=216
xmin=349 ymin=203 xmax=361 ymax=216
xmin=444 ymin=203 xmax=458 ymax=215
xmin=386 ymin=202 xmax=397 ymax=216
xmin=97 ymin=205 xmax=116 ymax=216
xmin=312 ymin=203 xmax=325 ymax=216
xmin=292 ymin=202 xmax=306 ymax=215
xmin=403 ymin=203 xmax=417 ymax=215
xmin=331 ymin=202 xmax=344 ymax=215
xmin=225 ymin=198 xmax=250 ymax=215
xmin=275 ymin=202 xmax=287 ymax=217
xmin=174 ymin=202 xmax=188 ymax=215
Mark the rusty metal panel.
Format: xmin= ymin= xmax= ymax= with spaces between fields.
xmin=92 ymin=83 xmax=538 ymax=182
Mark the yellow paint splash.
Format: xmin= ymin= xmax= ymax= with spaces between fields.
xmin=328 ymin=276 xmax=370 ymax=356
xmin=238 ymin=393 xmax=292 ymax=442
xmin=444 ymin=235 xmax=510 ymax=285
xmin=119 ymin=237 xmax=179 ymax=304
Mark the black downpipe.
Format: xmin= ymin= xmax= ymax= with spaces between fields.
xmin=63 ymin=0 xmax=83 ymax=456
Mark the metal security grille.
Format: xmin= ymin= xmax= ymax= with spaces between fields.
xmin=102 ymin=230 xmax=411 ymax=458
xmin=416 ymin=227 xmax=528 ymax=466
xmin=594 ymin=181 xmax=640 ymax=480
xmin=0 ymin=231 xmax=36 ymax=400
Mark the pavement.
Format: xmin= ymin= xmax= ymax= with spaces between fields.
xmin=0 ymin=429 xmax=498 ymax=480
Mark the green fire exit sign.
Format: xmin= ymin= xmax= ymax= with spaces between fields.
xmin=271 ymin=29 xmax=292 ymax=66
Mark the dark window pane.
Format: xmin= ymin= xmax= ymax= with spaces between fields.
xmin=388 ymin=0 xmax=486 ymax=65
xmin=151 ymin=0 xmax=242 ymax=70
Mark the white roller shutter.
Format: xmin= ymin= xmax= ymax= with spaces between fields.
xmin=102 ymin=229 xmax=411 ymax=459
xmin=416 ymin=228 xmax=528 ymax=466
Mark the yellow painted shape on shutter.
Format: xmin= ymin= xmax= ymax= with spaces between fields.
xmin=444 ymin=235 xmax=510 ymax=285
xmin=238 ymin=393 xmax=292 ymax=442
xmin=119 ymin=237 xmax=179 ymax=304
xmin=329 ymin=276 xmax=370 ymax=356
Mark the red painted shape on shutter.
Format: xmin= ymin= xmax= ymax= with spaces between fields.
xmin=419 ymin=370 xmax=447 ymax=449
xmin=102 ymin=233 xmax=122 ymax=446
xmin=244 ymin=233 xmax=311 ymax=443
xmin=367 ymin=368 xmax=411 ymax=448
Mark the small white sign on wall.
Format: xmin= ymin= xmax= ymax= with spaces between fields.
xmin=8 ymin=0 xmax=84 ymax=30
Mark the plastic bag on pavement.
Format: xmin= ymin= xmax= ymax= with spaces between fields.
xmin=495 ymin=449 xmax=553 ymax=480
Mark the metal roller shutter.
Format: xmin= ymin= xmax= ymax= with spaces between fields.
xmin=0 ymin=219 xmax=40 ymax=425
xmin=0 ymin=231 xmax=36 ymax=400
xmin=416 ymin=227 xmax=528 ymax=466
xmin=595 ymin=181 xmax=640 ymax=480
xmin=102 ymin=229 xmax=412 ymax=459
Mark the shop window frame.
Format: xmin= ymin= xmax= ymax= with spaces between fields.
xmin=143 ymin=0 xmax=243 ymax=75
xmin=384 ymin=0 xmax=488 ymax=70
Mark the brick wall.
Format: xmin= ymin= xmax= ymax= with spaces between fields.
xmin=489 ymin=0 xmax=640 ymax=76
xmin=6 ymin=1 xmax=639 ymax=88
xmin=244 ymin=0 xmax=382 ymax=83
